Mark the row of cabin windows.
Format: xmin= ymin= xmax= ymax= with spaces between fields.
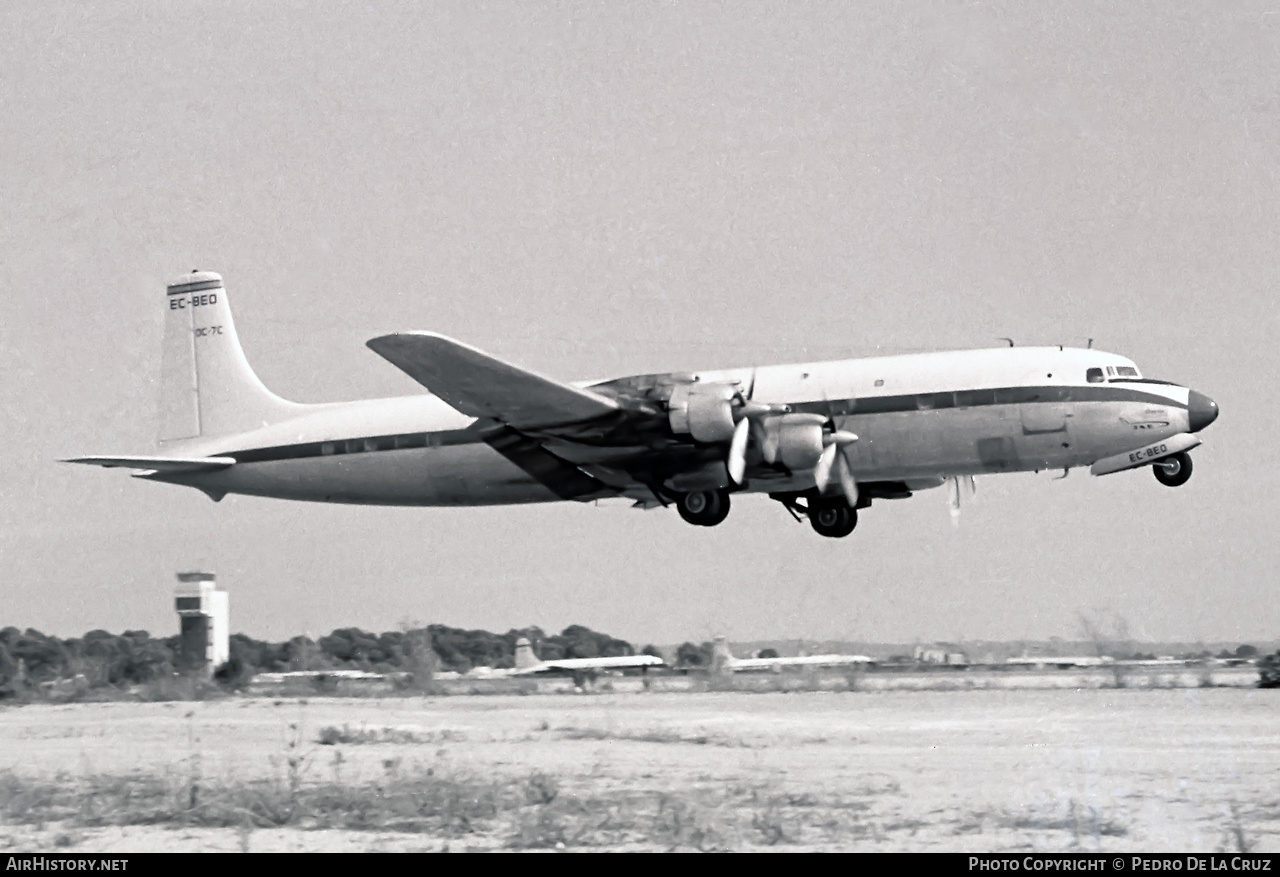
xmin=1086 ymin=365 xmax=1140 ymax=383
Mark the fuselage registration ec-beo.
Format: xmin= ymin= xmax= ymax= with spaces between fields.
xmin=68 ymin=272 xmax=1219 ymax=538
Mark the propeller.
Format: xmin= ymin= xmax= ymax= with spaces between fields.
xmin=728 ymin=404 xmax=790 ymax=484
xmin=727 ymin=416 xmax=751 ymax=485
xmin=814 ymin=430 xmax=859 ymax=508
xmin=812 ymin=389 xmax=859 ymax=508
xmin=725 ymin=371 xmax=788 ymax=487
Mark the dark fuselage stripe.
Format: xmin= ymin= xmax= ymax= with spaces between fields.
xmin=167 ymin=280 xmax=224 ymax=295
xmin=215 ymin=384 xmax=1185 ymax=465
xmin=789 ymin=384 xmax=1182 ymax=417
xmin=225 ymin=427 xmax=484 ymax=464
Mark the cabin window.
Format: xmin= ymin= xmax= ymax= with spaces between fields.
xmin=1086 ymin=367 xmax=1105 ymax=383
xmin=320 ymin=442 xmax=335 ymax=456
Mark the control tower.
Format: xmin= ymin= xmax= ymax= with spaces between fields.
xmin=174 ymin=572 xmax=229 ymax=675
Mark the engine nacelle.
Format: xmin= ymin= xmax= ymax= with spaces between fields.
xmin=668 ymin=383 xmax=737 ymax=443
xmin=764 ymin=413 xmax=827 ymax=470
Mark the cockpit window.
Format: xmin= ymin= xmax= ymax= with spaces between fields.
xmin=1114 ymin=366 xmax=1140 ymax=378
xmin=1086 ymin=367 xmax=1105 ymax=383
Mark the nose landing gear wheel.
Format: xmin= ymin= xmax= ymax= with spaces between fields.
xmin=809 ymin=501 xmax=857 ymax=538
xmin=1153 ymin=451 xmax=1193 ymax=487
xmin=677 ymin=489 xmax=731 ymax=526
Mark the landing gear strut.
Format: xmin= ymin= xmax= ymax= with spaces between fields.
xmin=677 ymin=489 xmax=731 ymax=527
xmin=770 ymin=492 xmax=861 ymax=538
xmin=809 ymin=499 xmax=858 ymax=538
xmin=1153 ymin=451 xmax=1193 ymax=487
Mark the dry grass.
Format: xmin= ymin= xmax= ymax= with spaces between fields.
xmin=997 ymin=801 xmax=1130 ymax=843
xmin=0 ymin=763 xmax=893 ymax=850
xmin=0 ymin=764 xmax=512 ymax=836
xmin=3 ymin=689 xmax=1275 ymax=851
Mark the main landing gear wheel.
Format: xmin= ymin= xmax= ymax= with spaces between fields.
xmin=809 ymin=501 xmax=858 ymax=538
xmin=677 ymin=489 xmax=731 ymax=527
xmin=1153 ymin=451 xmax=1193 ymax=487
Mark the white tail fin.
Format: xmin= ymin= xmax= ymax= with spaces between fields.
xmin=514 ymin=638 xmax=541 ymax=670
xmin=159 ymin=271 xmax=300 ymax=443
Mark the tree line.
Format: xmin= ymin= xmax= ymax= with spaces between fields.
xmin=0 ymin=624 xmax=657 ymax=697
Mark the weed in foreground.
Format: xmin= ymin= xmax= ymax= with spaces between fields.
xmin=1220 ymin=802 xmax=1254 ymax=854
xmin=1001 ymin=799 xmax=1129 ymax=846
xmin=651 ymin=793 xmax=729 ymax=851
xmin=751 ymin=806 xmax=791 ymax=846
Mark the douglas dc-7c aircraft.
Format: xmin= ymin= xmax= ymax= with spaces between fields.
xmin=68 ymin=272 xmax=1219 ymax=538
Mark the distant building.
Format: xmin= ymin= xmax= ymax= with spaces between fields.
xmin=174 ymin=572 xmax=229 ymax=675
xmin=914 ymin=644 xmax=968 ymax=666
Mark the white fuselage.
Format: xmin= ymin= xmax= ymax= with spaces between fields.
xmin=153 ymin=346 xmax=1193 ymax=506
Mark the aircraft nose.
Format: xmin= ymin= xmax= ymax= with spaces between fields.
xmin=1188 ymin=390 xmax=1219 ymax=432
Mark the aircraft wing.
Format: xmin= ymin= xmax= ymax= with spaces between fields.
xmin=366 ymin=332 xmax=619 ymax=429
xmin=62 ymin=455 xmax=236 ymax=474
xmin=510 ymin=655 xmax=665 ymax=675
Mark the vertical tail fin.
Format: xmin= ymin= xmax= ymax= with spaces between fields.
xmin=514 ymin=638 xmax=541 ymax=670
xmin=159 ymin=271 xmax=300 ymax=444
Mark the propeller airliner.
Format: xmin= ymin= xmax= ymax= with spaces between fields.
xmin=710 ymin=637 xmax=872 ymax=672
xmin=68 ymin=272 xmax=1219 ymax=538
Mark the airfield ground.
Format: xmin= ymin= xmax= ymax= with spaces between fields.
xmin=1 ymin=680 xmax=1276 ymax=852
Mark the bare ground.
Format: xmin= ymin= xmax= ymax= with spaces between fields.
xmin=1 ymin=685 xmax=1277 ymax=852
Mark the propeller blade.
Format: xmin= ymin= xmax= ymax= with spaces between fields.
xmin=727 ymin=416 xmax=750 ymax=485
xmin=836 ymin=450 xmax=859 ymax=508
xmin=814 ymin=443 xmax=838 ymax=492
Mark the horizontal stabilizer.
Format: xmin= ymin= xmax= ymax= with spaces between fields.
xmin=62 ymin=455 xmax=236 ymax=473
xmin=366 ymin=332 xmax=618 ymax=428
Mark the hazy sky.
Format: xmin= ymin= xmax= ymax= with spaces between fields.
xmin=2 ymin=2 xmax=1277 ymax=645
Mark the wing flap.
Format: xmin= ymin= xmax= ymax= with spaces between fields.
xmin=63 ymin=455 xmax=236 ymax=473
xmin=366 ymin=332 xmax=618 ymax=428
